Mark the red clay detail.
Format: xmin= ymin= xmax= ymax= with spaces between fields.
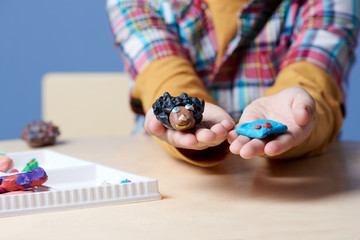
xmin=263 ymin=122 xmax=272 ymax=128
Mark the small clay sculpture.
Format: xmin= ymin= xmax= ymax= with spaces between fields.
xmin=21 ymin=121 xmax=60 ymax=147
xmin=236 ymin=119 xmax=287 ymax=139
xmin=0 ymin=167 xmax=48 ymax=192
xmin=0 ymin=154 xmax=14 ymax=173
xmin=152 ymin=92 xmax=205 ymax=131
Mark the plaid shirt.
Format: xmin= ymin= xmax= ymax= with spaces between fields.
xmin=107 ymin=0 xmax=359 ymax=120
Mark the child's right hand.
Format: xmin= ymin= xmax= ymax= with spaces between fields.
xmin=144 ymin=102 xmax=235 ymax=150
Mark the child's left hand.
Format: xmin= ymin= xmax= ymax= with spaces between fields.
xmin=227 ymin=87 xmax=316 ymax=159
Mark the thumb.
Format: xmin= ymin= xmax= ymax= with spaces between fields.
xmin=292 ymin=90 xmax=316 ymax=127
xmin=144 ymin=108 xmax=167 ymax=136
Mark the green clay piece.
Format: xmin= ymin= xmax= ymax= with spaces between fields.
xmin=21 ymin=158 xmax=39 ymax=172
xmin=0 ymin=151 xmax=6 ymax=156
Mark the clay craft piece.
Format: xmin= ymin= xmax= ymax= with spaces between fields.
xmin=120 ymin=179 xmax=132 ymax=183
xmin=152 ymin=92 xmax=205 ymax=131
xmin=21 ymin=121 xmax=60 ymax=147
xmin=236 ymin=119 xmax=287 ymax=139
xmin=7 ymin=169 xmax=19 ymax=174
xmin=5 ymin=158 xmax=40 ymax=174
xmin=0 ymin=167 xmax=48 ymax=192
xmin=0 ymin=155 xmax=14 ymax=173
xmin=22 ymin=158 xmax=39 ymax=172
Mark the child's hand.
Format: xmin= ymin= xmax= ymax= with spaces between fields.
xmin=228 ymin=87 xmax=316 ymax=159
xmin=145 ymin=102 xmax=235 ymax=150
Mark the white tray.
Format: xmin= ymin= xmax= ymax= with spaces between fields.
xmin=0 ymin=150 xmax=161 ymax=217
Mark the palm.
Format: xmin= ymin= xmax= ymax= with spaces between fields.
xmin=228 ymin=87 xmax=316 ymax=158
xmin=145 ymin=102 xmax=235 ymax=150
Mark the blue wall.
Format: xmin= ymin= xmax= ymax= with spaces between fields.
xmin=0 ymin=0 xmax=124 ymax=140
xmin=0 ymin=1 xmax=359 ymax=141
xmin=342 ymin=45 xmax=360 ymax=141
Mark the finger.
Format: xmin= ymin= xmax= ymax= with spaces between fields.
xmin=229 ymin=112 xmax=259 ymax=146
xmin=210 ymin=123 xmax=227 ymax=138
xmin=292 ymin=91 xmax=316 ymax=127
xmin=146 ymin=115 xmax=167 ymax=136
xmin=229 ymin=135 xmax=251 ymax=154
xmin=144 ymin=109 xmax=166 ymax=136
xmin=240 ymin=139 xmax=266 ymax=159
xmin=264 ymin=133 xmax=297 ymax=156
xmin=220 ymin=119 xmax=236 ymax=131
xmin=164 ymin=130 xmax=198 ymax=147
xmin=194 ymin=128 xmax=216 ymax=143
xmin=227 ymin=130 xmax=239 ymax=144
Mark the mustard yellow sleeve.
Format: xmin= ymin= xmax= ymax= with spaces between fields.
xmin=133 ymin=56 xmax=229 ymax=167
xmin=264 ymin=61 xmax=344 ymax=159
xmin=132 ymin=56 xmax=216 ymax=111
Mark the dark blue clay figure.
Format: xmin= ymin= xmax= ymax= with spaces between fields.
xmin=236 ymin=119 xmax=287 ymax=139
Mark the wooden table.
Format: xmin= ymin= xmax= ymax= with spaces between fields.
xmin=1 ymin=136 xmax=360 ymax=239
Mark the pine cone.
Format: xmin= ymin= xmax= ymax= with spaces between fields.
xmin=21 ymin=121 xmax=60 ymax=147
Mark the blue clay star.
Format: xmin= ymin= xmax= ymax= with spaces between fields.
xmin=236 ymin=119 xmax=287 ymax=139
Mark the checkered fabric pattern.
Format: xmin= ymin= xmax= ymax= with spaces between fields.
xmin=107 ymin=0 xmax=359 ymax=120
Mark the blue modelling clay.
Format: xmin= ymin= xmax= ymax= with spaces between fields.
xmin=120 ymin=179 xmax=131 ymax=183
xmin=236 ymin=119 xmax=287 ymax=139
